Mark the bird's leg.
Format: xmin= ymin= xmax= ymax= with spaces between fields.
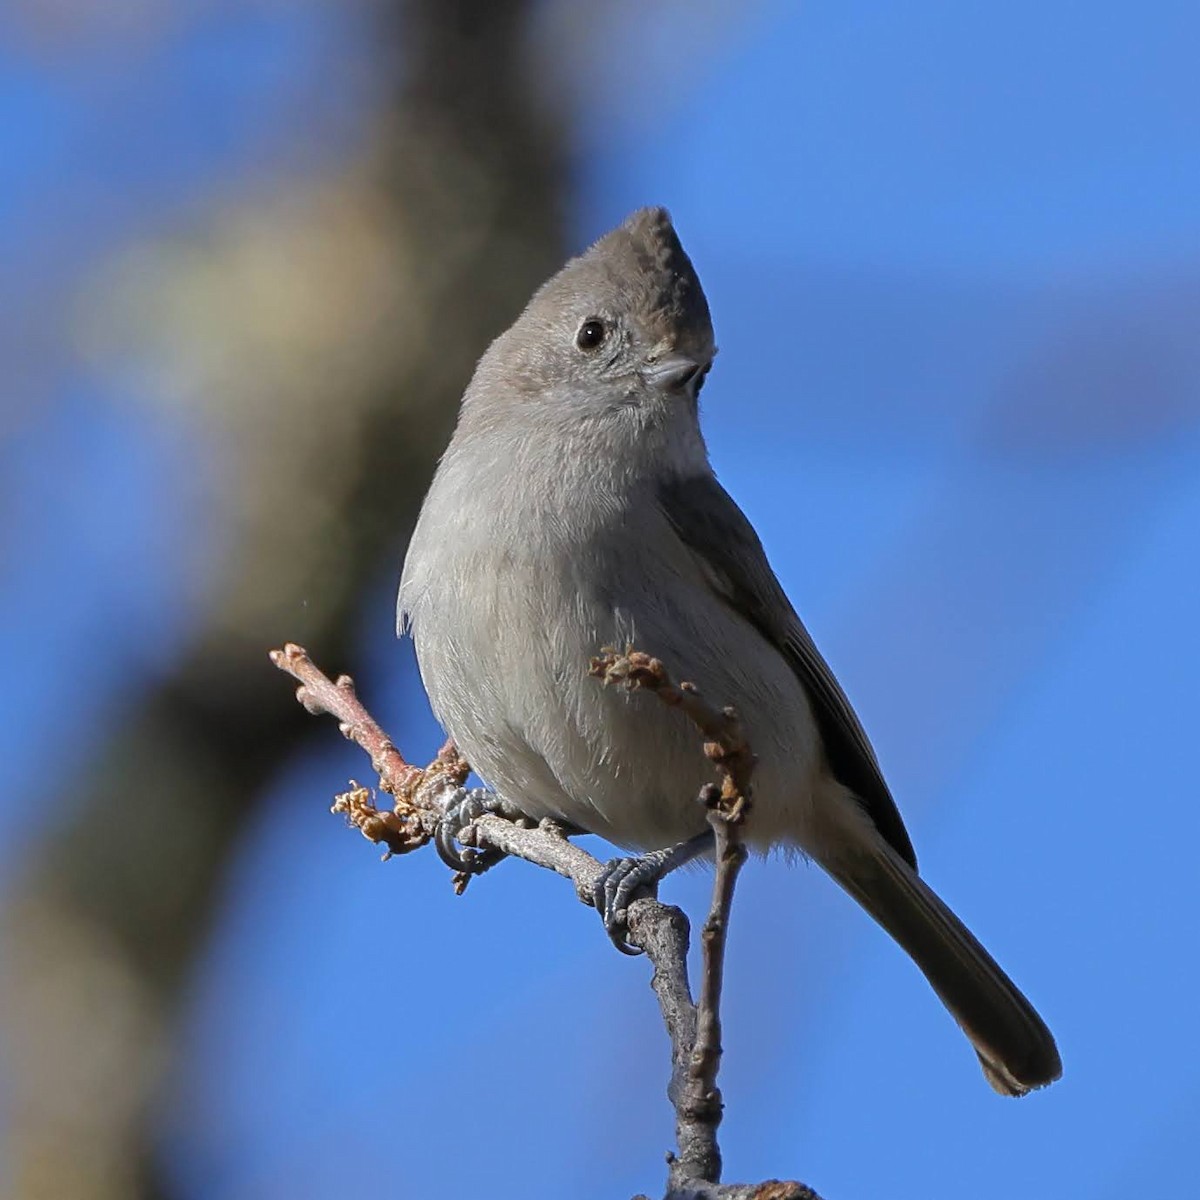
xmin=435 ymin=786 xmax=532 ymax=876
xmin=593 ymin=831 xmax=715 ymax=955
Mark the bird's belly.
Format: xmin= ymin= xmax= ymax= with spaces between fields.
xmin=413 ymin=551 xmax=826 ymax=852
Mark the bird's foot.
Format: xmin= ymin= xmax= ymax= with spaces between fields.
xmin=593 ymin=831 xmax=714 ymax=955
xmin=435 ymin=787 xmax=531 ymax=878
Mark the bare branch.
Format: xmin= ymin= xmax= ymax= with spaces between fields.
xmin=670 ymin=794 xmax=750 ymax=1188
xmin=656 ymin=1182 xmax=821 ymax=1200
xmin=589 ymin=648 xmax=756 ymax=818
xmin=269 ymin=642 xmax=468 ymax=854
xmin=592 ymin=649 xmax=754 ymax=1188
xmin=269 ymin=643 xmax=822 ymax=1200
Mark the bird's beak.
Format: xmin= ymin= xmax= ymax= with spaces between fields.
xmin=640 ymin=352 xmax=707 ymax=392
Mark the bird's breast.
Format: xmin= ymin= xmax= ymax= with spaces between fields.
xmin=404 ymin=477 xmax=823 ymax=850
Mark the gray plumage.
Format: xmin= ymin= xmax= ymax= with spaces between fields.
xmin=399 ymin=207 xmax=1061 ymax=1096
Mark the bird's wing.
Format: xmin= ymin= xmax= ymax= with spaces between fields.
xmin=657 ymin=472 xmax=916 ymax=868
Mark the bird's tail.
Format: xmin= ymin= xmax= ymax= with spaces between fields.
xmin=819 ymin=835 xmax=1062 ymax=1095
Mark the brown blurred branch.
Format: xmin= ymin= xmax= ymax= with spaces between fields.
xmin=271 ymin=643 xmax=821 ymax=1200
xmin=2 ymin=5 xmax=569 ymax=1197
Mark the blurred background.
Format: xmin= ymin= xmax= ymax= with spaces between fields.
xmin=2 ymin=1 xmax=1198 ymax=1197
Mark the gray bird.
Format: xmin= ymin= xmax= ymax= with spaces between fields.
xmin=399 ymin=207 xmax=1061 ymax=1096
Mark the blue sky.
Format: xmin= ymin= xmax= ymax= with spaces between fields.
xmin=3 ymin=3 xmax=1199 ymax=1197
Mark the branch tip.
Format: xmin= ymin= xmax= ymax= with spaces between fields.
xmin=295 ymin=685 xmax=326 ymax=716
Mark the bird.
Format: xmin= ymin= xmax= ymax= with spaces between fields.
xmin=398 ymin=206 xmax=1062 ymax=1096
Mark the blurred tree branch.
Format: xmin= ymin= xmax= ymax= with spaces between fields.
xmin=270 ymin=644 xmax=821 ymax=1200
xmin=2 ymin=3 xmax=567 ymax=1197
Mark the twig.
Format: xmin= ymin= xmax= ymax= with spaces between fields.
xmin=591 ymin=649 xmax=753 ymax=1188
xmin=589 ymin=649 xmax=757 ymax=817
xmin=269 ymin=643 xmax=467 ymax=854
xmin=654 ymin=1183 xmax=820 ymax=1200
xmin=269 ymin=643 xmax=821 ymax=1200
xmin=670 ymin=791 xmax=750 ymax=1188
xmin=267 ymin=644 xmax=701 ymax=1092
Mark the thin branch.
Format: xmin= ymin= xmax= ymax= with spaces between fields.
xmin=654 ymin=1183 xmax=821 ymax=1200
xmin=269 ymin=643 xmax=821 ymax=1200
xmin=669 ymin=794 xmax=749 ymax=1188
xmin=268 ymin=646 xmax=701 ymax=1083
xmin=591 ymin=649 xmax=753 ymax=1188
xmin=588 ymin=648 xmax=757 ymax=817
xmin=269 ymin=643 xmax=467 ymax=854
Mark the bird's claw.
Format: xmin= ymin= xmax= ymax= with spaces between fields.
xmin=435 ymin=787 xmax=523 ymax=877
xmin=592 ymin=850 xmax=673 ymax=955
xmin=590 ymin=832 xmax=715 ymax=955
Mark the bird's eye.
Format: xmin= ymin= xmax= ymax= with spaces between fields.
xmin=576 ymin=318 xmax=607 ymax=351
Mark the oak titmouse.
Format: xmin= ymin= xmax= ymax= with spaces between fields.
xmin=399 ymin=207 xmax=1061 ymax=1096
